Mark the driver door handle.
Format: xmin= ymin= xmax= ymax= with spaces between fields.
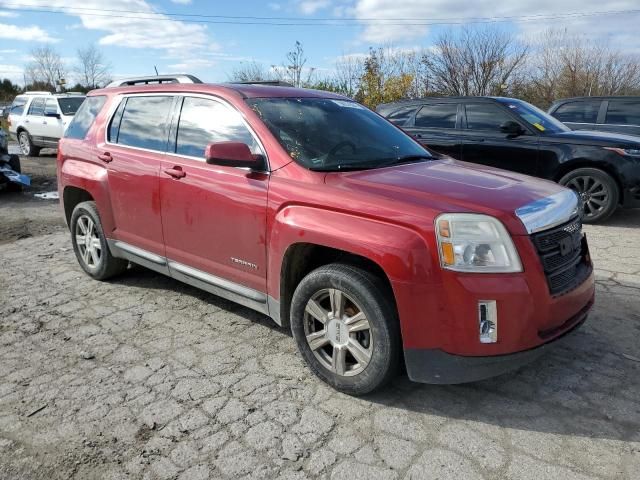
xmin=164 ymin=166 xmax=186 ymax=179
xmin=97 ymin=152 xmax=112 ymax=163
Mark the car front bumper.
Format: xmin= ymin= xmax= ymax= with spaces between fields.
xmin=404 ymin=298 xmax=591 ymax=384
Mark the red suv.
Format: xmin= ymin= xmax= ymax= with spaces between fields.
xmin=58 ymin=76 xmax=595 ymax=395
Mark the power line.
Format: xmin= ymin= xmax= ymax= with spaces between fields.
xmin=1 ymin=2 xmax=639 ymax=26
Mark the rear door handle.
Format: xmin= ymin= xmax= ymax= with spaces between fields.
xmin=97 ymin=152 xmax=112 ymax=163
xmin=164 ymin=166 xmax=186 ymax=179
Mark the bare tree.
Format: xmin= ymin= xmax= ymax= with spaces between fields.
xmin=228 ymin=61 xmax=269 ymax=82
xmin=424 ymin=26 xmax=528 ymax=96
xmin=25 ymin=46 xmax=67 ymax=90
xmin=75 ymin=45 xmax=112 ymax=89
xmin=285 ymin=41 xmax=307 ymax=88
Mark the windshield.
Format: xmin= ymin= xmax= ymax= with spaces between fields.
xmin=58 ymin=97 xmax=86 ymax=116
xmin=497 ymin=98 xmax=569 ymax=134
xmin=246 ymin=97 xmax=430 ymax=171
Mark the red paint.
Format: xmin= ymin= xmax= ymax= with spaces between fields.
xmin=58 ymin=83 xmax=594 ymax=363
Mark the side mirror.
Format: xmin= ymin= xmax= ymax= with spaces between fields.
xmin=45 ymin=112 xmax=61 ymax=119
xmin=500 ymin=120 xmax=524 ymax=136
xmin=205 ymin=141 xmax=264 ymax=170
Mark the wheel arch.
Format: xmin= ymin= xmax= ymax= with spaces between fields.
xmin=554 ymin=159 xmax=624 ymax=205
xmin=63 ymin=186 xmax=94 ymax=227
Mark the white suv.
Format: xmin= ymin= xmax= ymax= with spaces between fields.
xmin=8 ymin=92 xmax=85 ymax=156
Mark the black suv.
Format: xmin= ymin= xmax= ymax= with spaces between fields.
xmin=548 ymin=96 xmax=640 ymax=137
xmin=377 ymin=97 xmax=640 ymax=223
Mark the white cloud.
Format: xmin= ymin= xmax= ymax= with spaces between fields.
xmin=0 ymin=23 xmax=58 ymax=42
xmin=170 ymin=0 xmax=192 ymax=4
xmin=6 ymin=1 xmax=220 ymax=67
xmin=268 ymin=3 xmax=282 ymax=11
xmin=0 ymin=64 xmax=24 ymax=83
xmin=0 ymin=10 xmax=19 ymax=18
xmin=297 ymin=0 xmax=331 ymax=15
xmin=351 ymin=0 xmax=640 ymax=50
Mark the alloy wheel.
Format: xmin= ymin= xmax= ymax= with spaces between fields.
xmin=75 ymin=214 xmax=102 ymax=269
xmin=303 ymin=288 xmax=373 ymax=377
xmin=566 ymin=175 xmax=610 ymax=219
xmin=18 ymin=132 xmax=30 ymax=156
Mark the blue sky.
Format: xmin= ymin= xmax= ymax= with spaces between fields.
xmin=1 ymin=0 xmax=639 ymax=85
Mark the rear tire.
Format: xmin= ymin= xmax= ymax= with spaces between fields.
xmin=18 ymin=130 xmax=40 ymax=157
xmin=290 ymin=263 xmax=401 ymax=395
xmin=70 ymin=201 xmax=128 ymax=280
xmin=559 ymin=168 xmax=619 ymax=223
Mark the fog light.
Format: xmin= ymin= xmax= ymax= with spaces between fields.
xmin=478 ymin=301 xmax=497 ymax=343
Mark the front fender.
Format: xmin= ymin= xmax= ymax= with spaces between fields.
xmin=268 ymin=204 xmax=440 ymax=346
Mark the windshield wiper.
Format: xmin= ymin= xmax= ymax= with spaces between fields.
xmin=309 ymin=164 xmax=379 ymax=172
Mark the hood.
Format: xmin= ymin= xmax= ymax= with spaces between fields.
xmin=326 ymin=158 xmax=572 ymax=234
xmin=545 ymin=129 xmax=640 ymax=147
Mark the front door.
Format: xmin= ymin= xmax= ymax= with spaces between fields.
xmin=160 ymin=96 xmax=269 ymax=294
xmin=460 ymin=103 xmax=539 ymax=176
xmin=98 ymin=95 xmax=175 ymax=257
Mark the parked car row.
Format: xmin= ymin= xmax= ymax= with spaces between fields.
xmin=377 ymin=96 xmax=640 ymax=223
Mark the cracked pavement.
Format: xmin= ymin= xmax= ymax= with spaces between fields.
xmin=0 ymin=156 xmax=639 ymax=479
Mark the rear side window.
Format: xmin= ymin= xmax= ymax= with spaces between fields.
xmin=175 ymin=96 xmax=261 ymax=158
xmin=27 ymin=98 xmax=45 ymax=116
xmin=415 ymin=104 xmax=457 ymax=129
xmin=465 ymin=103 xmax=512 ymax=131
xmin=114 ymin=96 xmax=173 ymax=151
xmin=10 ymin=97 xmax=28 ymax=116
xmin=58 ymin=97 xmax=86 ymax=116
xmin=385 ymin=105 xmax=418 ymax=126
xmin=552 ymin=101 xmax=600 ymax=123
xmin=605 ymin=100 xmax=640 ymax=126
xmin=64 ymin=96 xmax=107 ymax=140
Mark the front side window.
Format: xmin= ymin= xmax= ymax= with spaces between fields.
xmin=27 ymin=98 xmax=45 ymax=116
xmin=415 ymin=104 xmax=457 ymax=129
xmin=553 ymin=100 xmax=600 ymax=124
xmin=44 ymin=99 xmax=59 ymax=116
xmin=175 ymin=97 xmax=261 ymax=158
xmin=115 ymin=96 xmax=173 ymax=151
xmin=247 ymin=97 xmax=429 ymax=171
xmin=496 ymin=98 xmax=569 ymax=134
xmin=386 ymin=105 xmax=418 ymax=126
xmin=65 ymin=95 xmax=107 ymax=140
xmin=605 ymin=100 xmax=640 ymax=125
xmin=465 ymin=104 xmax=512 ymax=131
xmin=58 ymin=97 xmax=86 ymax=116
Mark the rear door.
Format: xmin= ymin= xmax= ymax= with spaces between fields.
xmin=403 ymin=102 xmax=462 ymax=158
xmin=598 ymin=99 xmax=640 ymax=136
xmin=550 ymin=99 xmax=602 ymax=131
xmin=460 ymin=102 xmax=539 ymax=176
xmin=24 ymin=97 xmax=46 ymax=141
xmin=160 ymin=95 xmax=269 ymax=295
xmin=99 ymin=95 xmax=174 ymax=257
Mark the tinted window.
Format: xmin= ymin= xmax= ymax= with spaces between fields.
xmin=415 ymin=104 xmax=457 ymax=129
xmin=58 ymin=97 xmax=85 ymax=116
xmin=498 ymin=98 xmax=569 ymax=134
xmin=175 ymin=97 xmax=261 ymax=158
xmin=386 ymin=105 xmax=418 ymax=126
xmin=116 ymin=96 xmax=173 ymax=151
xmin=44 ymin=98 xmax=58 ymax=116
xmin=605 ymin=100 xmax=640 ymax=126
xmin=465 ymin=104 xmax=512 ymax=131
xmin=27 ymin=98 xmax=45 ymax=116
xmin=64 ymin=96 xmax=107 ymax=140
xmin=108 ymin=99 xmax=126 ymax=143
xmin=553 ymin=101 xmax=600 ymax=123
xmin=10 ymin=97 xmax=28 ymax=116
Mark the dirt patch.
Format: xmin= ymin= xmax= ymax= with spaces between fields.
xmin=0 ymin=151 xmax=66 ymax=244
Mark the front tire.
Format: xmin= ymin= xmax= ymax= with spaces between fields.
xmin=18 ymin=130 xmax=40 ymax=157
xmin=290 ymin=263 xmax=401 ymax=395
xmin=70 ymin=201 xmax=127 ymax=280
xmin=559 ymin=168 xmax=619 ymax=223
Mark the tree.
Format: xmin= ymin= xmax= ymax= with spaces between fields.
xmin=285 ymin=41 xmax=307 ymax=88
xmin=75 ymin=45 xmax=112 ymax=89
xmin=0 ymin=78 xmax=20 ymax=102
xmin=228 ymin=61 xmax=269 ymax=82
xmin=25 ymin=46 xmax=67 ymax=91
xmin=424 ymin=26 xmax=528 ymax=97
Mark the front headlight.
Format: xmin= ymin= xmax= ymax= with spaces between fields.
xmin=604 ymin=147 xmax=640 ymax=157
xmin=435 ymin=213 xmax=522 ymax=273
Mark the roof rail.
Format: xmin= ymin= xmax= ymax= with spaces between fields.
xmin=230 ymin=80 xmax=294 ymax=87
xmin=21 ymin=91 xmax=53 ymax=96
xmin=106 ymin=74 xmax=203 ymax=88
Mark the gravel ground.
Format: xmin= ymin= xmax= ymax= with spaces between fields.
xmin=0 ymin=151 xmax=639 ymax=479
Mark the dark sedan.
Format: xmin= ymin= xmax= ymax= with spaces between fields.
xmin=377 ymin=97 xmax=640 ymax=223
